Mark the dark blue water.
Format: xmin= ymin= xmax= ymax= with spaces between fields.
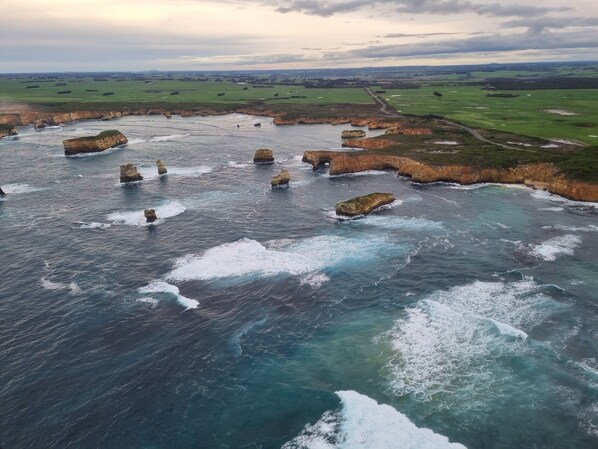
xmin=1 ymin=114 xmax=597 ymax=449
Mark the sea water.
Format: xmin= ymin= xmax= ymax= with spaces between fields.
xmin=0 ymin=114 xmax=596 ymax=448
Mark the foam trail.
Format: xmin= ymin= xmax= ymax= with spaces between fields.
xmin=139 ymin=281 xmax=198 ymax=309
xmin=527 ymin=234 xmax=581 ymax=261
xmin=138 ymin=165 xmax=212 ymax=180
xmin=386 ymin=278 xmax=550 ymax=401
xmin=107 ymin=200 xmax=186 ymax=226
xmin=283 ymin=390 xmax=467 ymax=448
xmin=2 ymin=183 xmax=46 ymax=194
xmin=165 ymin=235 xmax=396 ymax=284
xmin=41 ymin=277 xmax=65 ymax=291
xmin=149 ymin=133 xmax=190 ymax=142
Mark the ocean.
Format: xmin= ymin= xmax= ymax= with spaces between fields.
xmin=0 ymin=114 xmax=597 ymax=449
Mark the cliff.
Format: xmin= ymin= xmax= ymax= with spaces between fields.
xmin=302 ymin=151 xmax=598 ymax=202
xmin=63 ymin=130 xmax=128 ymax=155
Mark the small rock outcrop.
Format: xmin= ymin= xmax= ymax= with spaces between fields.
xmin=0 ymin=186 xmax=5 ymax=196
xmin=0 ymin=124 xmax=18 ymax=138
xmin=144 ymin=209 xmax=157 ymax=223
xmin=271 ymin=169 xmax=290 ymax=188
xmin=63 ymin=130 xmax=128 ymax=155
xmin=254 ymin=148 xmax=274 ymax=164
xmin=156 ymin=159 xmax=167 ymax=175
xmin=335 ymin=193 xmax=396 ymax=217
xmin=341 ymin=130 xmax=366 ymax=139
xmin=120 ymin=164 xmax=143 ymax=183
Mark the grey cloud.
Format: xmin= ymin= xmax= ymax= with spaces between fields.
xmin=323 ymin=28 xmax=598 ymax=59
xmin=271 ymin=0 xmax=570 ymax=18
xmin=502 ymin=16 xmax=598 ymax=33
xmin=383 ymin=32 xmax=462 ymax=38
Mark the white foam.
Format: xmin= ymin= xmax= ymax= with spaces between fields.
xmin=542 ymin=224 xmax=598 ymax=232
xmin=166 ymin=235 xmax=394 ymax=284
xmin=227 ymin=161 xmax=251 ymax=168
xmin=386 ymin=278 xmax=549 ymax=401
xmin=138 ymin=165 xmax=212 ymax=180
xmin=137 ymin=297 xmax=159 ymax=308
xmin=78 ymin=221 xmax=111 ymax=229
xmin=41 ymin=277 xmax=65 ymax=291
xmin=138 ymin=281 xmax=198 ymax=309
xmin=125 ymin=138 xmax=147 ymax=145
xmin=149 ymin=133 xmax=190 ymax=142
xmin=1 ymin=183 xmax=46 ymax=194
xmin=283 ymin=390 xmax=467 ymax=449
xmin=355 ymin=215 xmax=443 ymax=231
xmin=107 ymin=200 xmax=186 ymax=226
xmin=530 ymin=189 xmax=598 ymax=209
xmin=527 ymin=234 xmax=582 ymax=261
xmin=539 ymin=207 xmax=564 ymax=212
xmin=68 ymin=282 xmax=82 ymax=294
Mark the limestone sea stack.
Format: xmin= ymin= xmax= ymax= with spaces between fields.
xmin=254 ymin=148 xmax=274 ymax=164
xmin=341 ymin=129 xmax=366 ymax=139
xmin=144 ymin=209 xmax=157 ymax=223
xmin=335 ymin=193 xmax=396 ymax=217
xmin=271 ymin=169 xmax=290 ymax=188
xmin=120 ymin=164 xmax=143 ymax=183
xmin=156 ymin=159 xmax=167 ymax=175
xmin=63 ymin=130 xmax=128 ymax=155
xmin=0 ymin=124 xmax=18 ymax=138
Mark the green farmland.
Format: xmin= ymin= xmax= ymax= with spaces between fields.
xmin=381 ymin=86 xmax=598 ymax=145
xmin=0 ymin=76 xmax=373 ymax=109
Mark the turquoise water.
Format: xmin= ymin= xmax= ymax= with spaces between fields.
xmin=0 ymin=114 xmax=597 ymax=448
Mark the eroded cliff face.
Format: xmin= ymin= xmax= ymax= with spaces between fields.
xmin=302 ymin=151 xmax=598 ymax=202
xmin=63 ymin=130 xmax=128 ymax=155
xmin=0 ymin=125 xmax=17 ymax=138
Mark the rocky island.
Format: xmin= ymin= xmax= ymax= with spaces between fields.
xmin=254 ymin=148 xmax=274 ymax=164
xmin=341 ymin=130 xmax=366 ymax=139
xmin=335 ymin=193 xmax=396 ymax=217
xmin=0 ymin=124 xmax=17 ymax=138
xmin=63 ymin=130 xmax=128 ymax=155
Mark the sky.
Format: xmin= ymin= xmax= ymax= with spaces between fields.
xmin=1 ymin=0 xmax=598 ymax=72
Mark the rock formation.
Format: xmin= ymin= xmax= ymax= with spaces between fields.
xmin=63 ymin=130 xmax=128 ymax=155
xmin=254 ymin=148 xmax=274 ymax=164
xmin=271 ymin=169 xmax=290 ymax=188
xmin=120 ymin=164 xmax=143 ymax=183
xmin=335 ymin=193 xmax=396 ymax=217
xmin=156 ymin=159 xmax=167 ymax=175
xmin=342 ymin=138 xmax=396 ymax=150
xmin=0 ymin=124 xmax=17 ymax=138
xmin=0 ymin=186 xmax=5 ymax=195
xmin=302 ymin=150 xmax=598 ymax=202
xmin=341 ymin=130 xmax=366 ymax=139
xmin=144 ymin=209 xmax=157 ymax=223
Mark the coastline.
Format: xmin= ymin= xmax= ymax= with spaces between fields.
xmin=1 ymin=107 xmax=597 ymax=202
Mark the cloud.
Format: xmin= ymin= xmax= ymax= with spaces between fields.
xmin=323 ymin=28 xmax=598 ymax=59
xmin=502 ymin=16 xmax=598 ymax=33
xmin=271 ymin=0 xmax=570 ymax=18
xmin=383 ymin=32 xmax=463 ymax=38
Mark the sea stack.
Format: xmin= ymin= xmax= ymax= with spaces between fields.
xmin=254 ymin=148 xmax=274 ymax=164
xmin=341 ymin=129 xmax=366 ymax=139
xmin=0 ymin=186 xmax=5 ymax=196
xmin=335 ymin=193 xmax=396 ymax=217
xmin=63 ymin=130 xmax=128 ymax=156
xmin=120 ymin=164 xmax=143 ymax=183
xmin=271 ymin=169 xmax=290 ymax=188
xmin=0 ymin=124 xmax=18 ymax=138
xmin=144 ymin=209 xmax=157 ymax=223
xmin=156 ymin=159 xmax=167 ymax=175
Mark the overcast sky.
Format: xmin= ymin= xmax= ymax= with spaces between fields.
xmin=1 ymin=0 xmax=597 ymax=72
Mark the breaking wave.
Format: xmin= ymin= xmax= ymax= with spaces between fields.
xmin=283 ymin=390 xmax=467 ymax=449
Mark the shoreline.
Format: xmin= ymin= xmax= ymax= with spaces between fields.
xmin=1 ymin=107 xmax=596 ymax=203
xmin=302 ymin=150 xmax=598 ymax=203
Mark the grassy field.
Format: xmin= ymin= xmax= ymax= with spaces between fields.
xmin=381 ymin=86 xmax=598 ymax=145
xmin=0 ymin=76 xmax=373 ymax=109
